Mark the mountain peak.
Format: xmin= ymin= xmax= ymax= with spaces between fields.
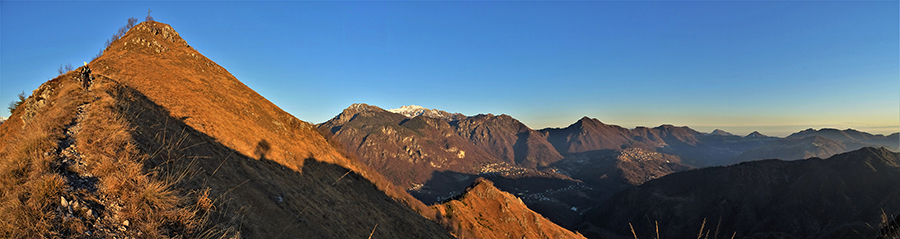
xmin=709 ymin=129 xmax=734 ymax=136
xmin=388 ymin=105 xmax=428 ymax=115
xmin=745 ymin=131 xmax=768 ymax=138
xmin=433 ymin=178 xmax=586 ymax=239
xmin=574 ymin=116 xmax=603 ymax=126
xmin=105 ymin=21 xmax=190 ymax=56
xmin=347 ymin=103 xmax=383 ymax=112
xmin=387 ymin=105 xmax=465 ymax=121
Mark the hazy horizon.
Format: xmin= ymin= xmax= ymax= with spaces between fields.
xmin=319 ymin=102 xmax=898 ymax=138
xmin=2 ymin=1 xmax=897 ymax=138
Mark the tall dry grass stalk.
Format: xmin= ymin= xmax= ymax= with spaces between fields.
xmin=629 ymin=223 xmax=638 ymax=239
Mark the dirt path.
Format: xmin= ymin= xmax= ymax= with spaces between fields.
xmin=51 ymin=88 xmax=126 ymax=238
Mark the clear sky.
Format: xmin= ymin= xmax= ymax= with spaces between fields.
xmin=2 ymin=1 xmax=898 ymax=137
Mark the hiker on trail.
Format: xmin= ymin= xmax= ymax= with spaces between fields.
xmin=80 ymin=62 xmax=92 ymax=90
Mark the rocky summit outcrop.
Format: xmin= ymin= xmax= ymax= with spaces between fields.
xmin=432 ymin=178 xmax=586 ymax=239
xmin=586 ymin=147 xmax=900 ymax=239
xmin=0 ymin=21 xmax=452 ymax=238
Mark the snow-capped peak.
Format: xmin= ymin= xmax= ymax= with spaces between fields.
xmin=387 ymin=105 xmax=466 ymax=121
xmin=388 ymin=105 xmax=429 ymax=117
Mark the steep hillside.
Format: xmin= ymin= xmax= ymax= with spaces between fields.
xmin=551 ymin=148 xmax=692 ymax=200
xmin=319 ymin=103 xmax=501 ymax=188
xmin=586 ymin=147 xmax=900 ymax=239
xmin=452 ymin=113 xmax=563 ymax=168
xmin=432 ymin=178 xmax=586 ymax=239
xmin=542 ymin=117 xmax=650 ymax=154
xmin=320 ymin=104 xmax=596 ymax=230
xmin=1 ymin=21 xmax=452 ymax=238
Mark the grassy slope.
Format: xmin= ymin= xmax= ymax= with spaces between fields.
xmin=432 ymin=178 xmax=586 ymax=239
xmin=1 ymin=21 xmax=451 ymax=238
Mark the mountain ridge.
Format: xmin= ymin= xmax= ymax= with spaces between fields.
xmin=432 ymin=178 xmax=587 ymax=239
xmin=1 ymin=21 xmax=452 ymax=238
xmin=586 ymin=147 xmax=900 ymax=239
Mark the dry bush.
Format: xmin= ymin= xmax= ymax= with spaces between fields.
xmin=57 ymin=63 xmax=73 ymax=75
xmin=100 ymin=17 xmax=139 ymax=55
xmin=7 ymin=91 xmax=26 ymax=114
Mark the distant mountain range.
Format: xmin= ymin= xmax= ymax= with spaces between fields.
xmin=319 ymin=103 xmax=899 ymax=234
xmin=11 ymin=20 xmax=897 ymax=239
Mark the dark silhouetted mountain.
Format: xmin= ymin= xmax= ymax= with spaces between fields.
xmin=586 ymin=147 xmax=900 ymax=239
xmin=551 ymin=148 xmax=693 ymax=201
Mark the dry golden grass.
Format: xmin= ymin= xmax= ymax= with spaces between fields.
xmin=432 ymin=178 xmax=586 ymax=239
xmin=0 ymin=73 xmax=82 ymax=237
xmin=2 ymin=20 xmax=454 ymax=238
xmin=0 ymin=70 xmax=214 ymax=238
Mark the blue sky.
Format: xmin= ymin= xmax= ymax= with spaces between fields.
xmin=2 ymin=1 xmax=898 ymax=136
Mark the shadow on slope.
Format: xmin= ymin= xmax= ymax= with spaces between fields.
xmin=411 ymin=169 xmax=599 ymax=230
xmin=586 ymin=147 xmax=900 ymax=239
xmin=111 ymin=81 xmax=451 ymax=238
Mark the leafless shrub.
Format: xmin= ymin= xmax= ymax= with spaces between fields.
xmin=57 ymin=63 xmax=73 ymax=75
xmin=7 ymin=91 xmax=26 ymax=114
xmin=146 ymin=9 xmax=154 ymax=22
xmin=101 ymin=17 xmax=140 ymax=53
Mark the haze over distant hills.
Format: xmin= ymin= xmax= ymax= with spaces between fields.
xmin=3 ymin=16 xmax=897 ymax=239
xmin=319 ymin=103 xmax=899 ymax=234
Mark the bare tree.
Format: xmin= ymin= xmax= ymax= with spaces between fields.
xmin=146 ymin=8 xmax=154 ymax=22
xmin=57 ymin=63 xmax=73 ymax=75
